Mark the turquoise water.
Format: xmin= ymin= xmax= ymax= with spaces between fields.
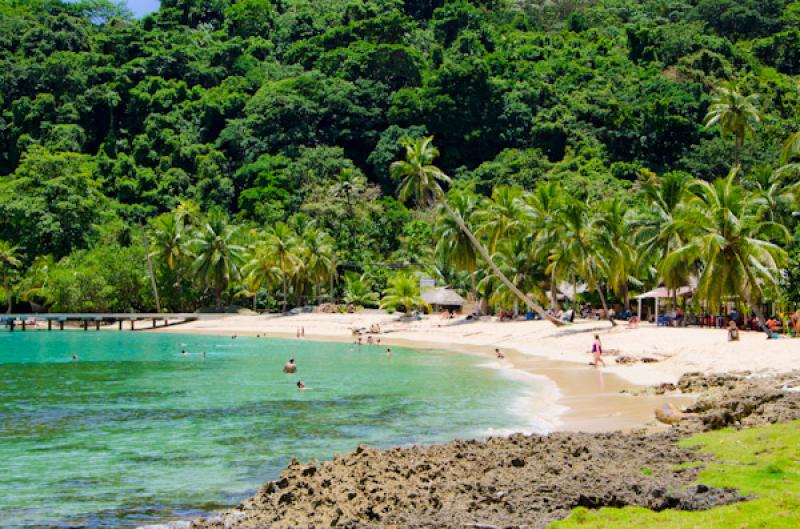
xmin=0 ymin=332 xmax=541 ymax=528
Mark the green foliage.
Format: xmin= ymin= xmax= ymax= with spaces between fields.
xmin=550 ymin=420 xmax=800 ymax=528
xmin=380 ymin=272 xmax=428 ymax=313
xmin=0 ymin=0 xmax=798 ymax=314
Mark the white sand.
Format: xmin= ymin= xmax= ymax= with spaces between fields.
xmin=160 ymin=311 xmax=798 ymax=387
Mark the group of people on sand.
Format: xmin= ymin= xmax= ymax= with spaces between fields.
xmin=295 ymin=327 xmax=305 ymax=338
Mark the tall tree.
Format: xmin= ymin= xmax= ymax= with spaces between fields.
xmin=390 ymin=137 xmax=561 ymax=325
xmin=0 ymin=241 xmax=21 ymax=314
xmin=662 ymin=170 xmax=788 ymax=324
xmin=190 ymin=214 xmax=245 ymax=309
xmin=703 ymin=83 xmax=762 ymax=168
xmin=266 ymin=223 xmax=299 ymax=311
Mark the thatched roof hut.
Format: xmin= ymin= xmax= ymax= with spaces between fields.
xmin=422 ymin=287 xmax=466 ymax=311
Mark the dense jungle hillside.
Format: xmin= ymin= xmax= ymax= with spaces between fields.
xmin=0 ymin=0 xmax=798 ymax=313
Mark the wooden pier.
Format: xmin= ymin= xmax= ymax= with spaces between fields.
xmin=0 ymin=313 xmax=222 ymax=331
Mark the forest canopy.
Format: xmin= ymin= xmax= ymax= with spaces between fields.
xmin=0 ymin=0 xmax=798 ymax=313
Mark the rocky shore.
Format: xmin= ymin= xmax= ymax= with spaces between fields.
xmin=191 ymin=372 xmax=800 ymax=529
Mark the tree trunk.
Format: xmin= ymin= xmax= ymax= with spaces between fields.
xmin=572 ymin=274 xmax=578 ymax=312
xmin=439 ymin=200 xmax=563 ymax=326
xmin=253 ymin=293 xmax=257 ymax=312
xmin=142 ymin=225 xmax=161 ymax=313
xmin=596 ymin=284 xmax=617 ymax=327
xmin=329 ymin=259 xmax=336 ymax=304
xmin=550 ymin=268 xmax=558 ymax=309
xmin=4 ymin=278 xmax=11 ymax=314
xmin=282 ymin=277 xmax=288 ymax=312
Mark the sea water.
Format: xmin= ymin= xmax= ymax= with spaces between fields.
xmin=0 ymin=331 xmax=549 ymax=528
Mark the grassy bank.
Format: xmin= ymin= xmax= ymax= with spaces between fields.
xmin=550 ymin=420 xmax=800 ymax=528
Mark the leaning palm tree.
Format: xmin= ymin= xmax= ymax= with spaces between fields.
xmin=380 ymin=272 xmax=430 ymax=314
xmin=662 ymin=169 xmax=788 ymax=324
xmin=190 ymin=214 xmax=245 ymax=309
xmin=266 ymin=223 xmax=300 ymax=311
xmin=434 ymin=190 xmax=480 ymax=296
xmin=0 ymin=241 xmax=21 ymax=314
xmin=474 ymin=186 xmax=525 ymax=253
xmin=703 ymin=83 xmax=761 ymax=167
xmin=390 ymin=136 xmax=561 ymax=325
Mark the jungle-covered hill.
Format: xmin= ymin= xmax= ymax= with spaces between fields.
xmin=0 ymin=0 xmax=798 ymax=311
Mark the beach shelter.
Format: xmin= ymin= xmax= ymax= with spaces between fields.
xmin=635 ymin=286 xmax=693 ymax=321
xmin=421 ymin=287 xmax=467 ymax=313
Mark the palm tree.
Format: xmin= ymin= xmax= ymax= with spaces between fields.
xmin=390 ymin=136 xmax=560 ymax=325
xmin=776 ymin=131 xmax=800 ymax=178
xmin=595 ymin=197 xmax=640 ymax=309
xmin=343 ymin=274 xmax=380 ymax=308
xmin=0 ymin=241 xmax=21 ymax=314
xmin=748 ymin=166 xmax=799 ymax=226
xmin=301 ymin=228 xmax=335 ymax=305
xmin=149 ymin=211 xmax=192 ymax=295
xmin=266 ymin=222 xmax=299 ymax=311
xmin=632 ymin=171 xmax=696 ymax=292
xmin=434 ymin=190 xmax=480 ymax=296
xmin=190 ymin=214 xmax=245 ymax=308
xmin=242 ymin=239 xmax=281 ymax=311
xmin=662 ymin=169 xmax=788 ymax=324
xmin=703 ymin=83 xmax=761 ymax=167
xmin=380 ymin=272 xmax=430 ymax=313
xmin=18 ymin=254 xmax=56 ymax=308
xmin=556 ymin=198 xmax=617 ymax=326
xmin=475 ymin=186 xmax=525 ymax=253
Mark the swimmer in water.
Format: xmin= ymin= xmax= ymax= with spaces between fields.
xmin=386 ymin=348 xmax=392 ymax=357
xmin=200 ymin=351 xmax=206 ymax=359
xmin=296 ymin=380 xmax=305 ymax=390
xmin=182 ymin=350 xmax=189 ymax=357
xmin=72 ymin=354 xmax=78 ymax=361
xmin=283 ymin=358 xmax=297 ymax=373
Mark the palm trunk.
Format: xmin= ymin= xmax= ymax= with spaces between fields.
xmin=572 ymin=274 xmax=578 ymax=312
xmin=439 ymin=200 xmax=563 ymax=326
xmin=282 ymin=277 xmax=288 ymax=312
xmin=596 ymin=284 xmax=617 ymax=327
xmin=4 ymin=277 xmax=11 ymax=314
xmin=142 ymin=226 xmax=161 ymax=312
xmin=550 ymin=268 xmax=558 ymax=309
xmin=253 ymin=293 xmax=257 ymax=312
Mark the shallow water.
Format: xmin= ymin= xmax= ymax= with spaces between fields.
xmin=0 ymin=331 xmax=546 ymax=528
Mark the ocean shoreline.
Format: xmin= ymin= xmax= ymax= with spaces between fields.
xmin=148 ymin=319 xmax=684 ymax=434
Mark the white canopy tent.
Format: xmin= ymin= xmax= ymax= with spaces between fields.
xmin=635 ymin=286 xmax=694 ymax=322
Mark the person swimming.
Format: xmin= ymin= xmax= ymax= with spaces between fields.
xmin=283 ymin=358 xmax=297 ymax=373
xmin=181 ymin=350 xmax=189 ymax=357
xmin=72 ymin=354 xmax=78 ymax=361
xmin=296 ymin=380 xmax=305 ymax=390
xmin=386 ymin=348 xmax=392 ymax=357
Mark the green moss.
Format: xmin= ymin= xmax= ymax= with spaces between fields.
xmin=549 ymin=420 xmax=800 ymax=528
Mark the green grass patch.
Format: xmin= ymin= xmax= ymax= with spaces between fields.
xmin=549 ymin=420 xmax=800 ymax=528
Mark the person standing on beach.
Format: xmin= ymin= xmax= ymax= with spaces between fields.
xmin=301 ymin=327 xmax=305 ymax=337
xmin=495 ymin=348 xmax=504 ymax=359
xmin=591 ymin=335 xmax=605 ymax=367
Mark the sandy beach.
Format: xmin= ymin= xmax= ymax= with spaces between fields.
xmin=152 ymin=310 xmax=798 ymax=432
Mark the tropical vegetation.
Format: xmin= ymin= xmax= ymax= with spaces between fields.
xmin=0 ymin=0 xmax=797 ymax=318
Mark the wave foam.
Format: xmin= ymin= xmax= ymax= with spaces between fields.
xmin=476 ymin=361 xmax=566 ymax=436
